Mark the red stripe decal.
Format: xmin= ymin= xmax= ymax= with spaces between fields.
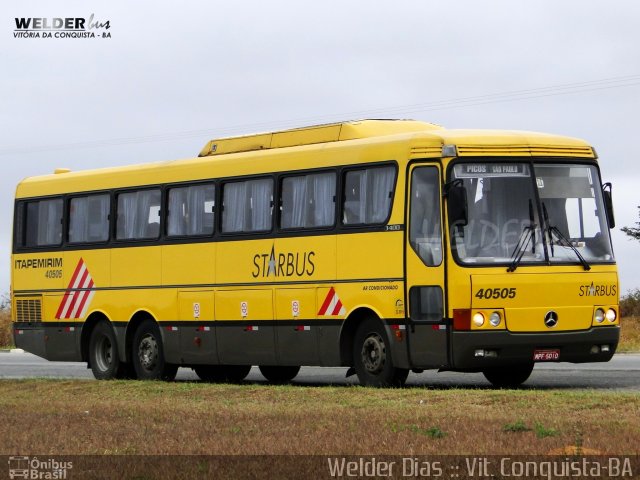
xmin=67 ymin=258 xmax=85 ymax=289
xmin=55 ymin=292 xmax=71 ymax=319
xmin=318 ymin=287 xmax=335 ymax=315
xmin=56 ymin=258 xmax=90 ymax=319
xmin=331 ymin=299 xmax=343 ymax=316
xmin=73 ymin=279 xmax=94 ymax=318
xmin=64 ymin=268 xmax=90 ymax=318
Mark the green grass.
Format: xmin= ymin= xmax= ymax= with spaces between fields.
xmin=534 ymin=422 xmax=560 ymax=438
xmin=390 ymin=423 xmax=447 ymax=438
xmin=503 ymin=420 xmax=531 ymax=433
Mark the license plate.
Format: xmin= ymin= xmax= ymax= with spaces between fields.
xmin=533 ymin=349 xmax=560 ymax=361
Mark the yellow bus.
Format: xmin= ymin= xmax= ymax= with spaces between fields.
xmin=11 ymin=120 xmax=619 ymax=387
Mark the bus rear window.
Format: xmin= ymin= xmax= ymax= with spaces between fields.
xmin=23 ymin=198 xmax=63 ymax=247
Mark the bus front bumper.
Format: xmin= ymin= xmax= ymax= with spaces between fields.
xmin=451 ymin=326 xmax=619 ymax=370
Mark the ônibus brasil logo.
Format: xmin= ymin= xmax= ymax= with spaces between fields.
xmin=8 ymin=456 xmax=73 ymax=479
xmin=13 ymin=14 xmax=111 ymax=39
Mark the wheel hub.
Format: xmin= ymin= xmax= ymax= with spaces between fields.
xmin=361 ymin=333 xmax=386 ymax=374
xmin=95 ymin=336 xmax=113 ymax=372
xmin=138 ymin=334 xmax=159 ymax=370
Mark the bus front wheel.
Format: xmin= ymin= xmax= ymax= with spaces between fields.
xmin=259 ymin=365 xmax=300 ymax=383
xmin=483 ymin=363 xmax=534 ymax=388
xmin=132 ymin=320 xmax=178 ymax=381
xmin=353 ymin=318 xmax=409 ymax=387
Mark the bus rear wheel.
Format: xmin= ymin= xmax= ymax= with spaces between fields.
xmin=259 ymin=365 xmax=300 ymax=383
xmin=483 ymin=363 xmax=534 ymax=388
xmin=353 ymin=318 xmax=409 ymax=387
xmin=89 ymin=321 xmax=123 ymax=380
xmin=132 ymin=320 xmax=178 ymax=381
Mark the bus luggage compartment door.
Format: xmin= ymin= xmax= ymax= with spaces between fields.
xmin=177 ymin=290 xmax=217 ymax=364
xmin=215 ymin=289 xmax=276 ymax=365
xmin=274 ymin=288 xmax=319 ymax=365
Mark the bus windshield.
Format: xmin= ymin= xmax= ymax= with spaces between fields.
xmin=451 ymin=161 xmax=614 ymax=266
xmin=536 ymin=163 xmax=614 ymax=264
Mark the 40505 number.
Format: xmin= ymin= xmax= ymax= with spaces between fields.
xmin=44 ymin=269 xmax=62 ymax=279
xmin=475 ymin=287 xmax=516 ymax=300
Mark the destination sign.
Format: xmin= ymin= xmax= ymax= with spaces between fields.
xmin=454 ymin=163 xmax=529 ymax=178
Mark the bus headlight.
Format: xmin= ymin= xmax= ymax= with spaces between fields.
xmin=606 ymin=308 xmax=617 ymax=322
xmin=473 ymin=313 xmax=485 ymax=327
xmin=489 ymin=311 xmax=502 ymax=327
xmin=594 ymin=308 xmax=605 ymax=323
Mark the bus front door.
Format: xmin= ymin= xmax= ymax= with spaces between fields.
xmin=405 ymin=164 xmax=448 ymax=368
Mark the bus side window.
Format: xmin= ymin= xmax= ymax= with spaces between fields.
xmin=222 ymin=178 xmax=273 ymax=233
xmin=343 ymin=171 xmax=361 ymax=224
xmin=116 ymin=189 xmax=161 ymax=240
xmin=281 ymin=172 xmax=335 ymax=229
xmin=409 ymin=167 xmax=442 ymax=266
xmin=167 ymin=183 xmax=215 ymax=237
xmin=248 ymin=178 xmax=273 ymax=231
xmin=24 ymin=198 xmax=63 ymax=247
xmin=69 ymin=194 xmax=110 ymax=243
xmin=342 ymin=166 xmax=395 ymax=226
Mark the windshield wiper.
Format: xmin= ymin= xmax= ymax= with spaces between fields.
xmin=542 ymin=202 xmax=591 ymax=271
xmin=507 ymin=199 xmax=536 ymax=272
xmin=541 ymin=203 xmax=554 ymax=257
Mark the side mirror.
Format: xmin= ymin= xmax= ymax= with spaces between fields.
xmin=602 ymin=182 xmax=615 ymax=229
xmin=446 ymin=180 xmax=468 ymax=227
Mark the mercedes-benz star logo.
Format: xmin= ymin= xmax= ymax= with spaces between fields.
xmin=544 ymin=311 xmax=559 ymax=328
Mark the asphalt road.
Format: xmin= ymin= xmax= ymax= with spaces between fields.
xmin=1 ymin=351 xmax=639 ymax=390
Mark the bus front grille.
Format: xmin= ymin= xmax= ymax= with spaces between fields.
xmin=16 ymin=298 xmax=42 ymax=322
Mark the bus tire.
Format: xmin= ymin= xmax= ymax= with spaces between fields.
xmin=89 ymin=321 xmax=122 ymax=380
xmin=132 ymin=319 xmax=178 ymax=381
xmin=259 ymin=365 xmax=300 ymax=383
xmin=353 ymin=318 xmax=409 ymax=387
xmin=483 ymin=363 xmax=534 ymax=388
xmin=224 ymin=365 xmax=252 ymax=383
xmin=194 ymin=365 xmax=226 ymax=382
